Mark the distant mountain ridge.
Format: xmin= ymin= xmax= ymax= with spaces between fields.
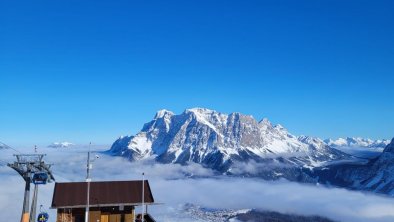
xmin=109 ymin=108 xmax=349 ymax=178
xmin=324 ymin=137 xmax=390 ymax=149
xmin=48 ymin=142 xmax=75 ymax=148
xmin=316 ymin=138 xmax=394 ymax=195
xmin=108 ymin=108 xmax=394 ymax=195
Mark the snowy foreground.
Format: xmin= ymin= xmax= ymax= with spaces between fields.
xmin=1 ymin=145 xmax=394 ymax=222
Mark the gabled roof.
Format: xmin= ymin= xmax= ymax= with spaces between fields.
xmin=51 ymin=180 xmax=154 ymax=208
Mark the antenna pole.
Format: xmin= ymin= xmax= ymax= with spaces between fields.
xmin=85 ymin=142 xmax=92 ymax=222
xmin=142 ymin=172 xmax=145 ymax=222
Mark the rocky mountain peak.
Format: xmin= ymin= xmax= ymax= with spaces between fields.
xmin=185 ymin=107 xmax=214 ymax=114
xmin=383 ymin=138 xmax=394 ymax=153
xmin=259 ymin=118 xmax=273 ymax=128
xmin=109 ymin=108 xmax=350 ymax=173
xmin=154 ymin=109 xmax=174 ymax=119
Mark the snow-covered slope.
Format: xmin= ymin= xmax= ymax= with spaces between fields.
xmin=48 ymin=142 xmax=75 ymax=148
xmin=323 ymin=137 xmax=389 ymax=159
xmin=352 ymin=138 xmax=394 ymax=194
xmin=315 ymin=138 xmax=394 ymax=195
xmin=108 ymin=108 xmax=394 ymax=194
xmin=109 ymin=108 xmax=349 ymax=174
xmin=351 ymin=139 xmax=394 ymax=195
xmin=324 ymin=137 xmax=390 ymax=149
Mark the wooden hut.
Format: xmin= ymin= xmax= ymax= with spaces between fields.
xmin=51 ymin=180 xmax=155 ymax=222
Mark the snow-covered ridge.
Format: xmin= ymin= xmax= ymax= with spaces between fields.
xmin=109 ymin=108 xmax=348 ymax=173
xmin=108 ymin=108 xmax=394 ymax=195
xmin=48 ymin=142 xmax=75 ymax=148
xmin=324 ymin=137 xmax=390 ymax=149
xmin=154 ymin=109 xmax=174 ymax=119
xmin=383 ymin=138 xmax=394 ymax=153
xmin=324 ymin=137 xmax=394 ymax=195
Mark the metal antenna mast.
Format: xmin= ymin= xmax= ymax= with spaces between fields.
xmin=85 ymin=142 xmax=99 ymax=222
xmin=85 ymin=147 xmax=91 ymax=222
xmin=142 ymin=172 xmax=145 ymax=222
xmin=8 ymin=154 xmax=55 ymax=222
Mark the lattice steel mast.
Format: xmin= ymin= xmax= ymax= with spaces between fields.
xmin=8 ymin=154 xmax=55 ymax=222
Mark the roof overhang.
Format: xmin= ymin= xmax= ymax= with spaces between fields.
xmin=51 ymin=202 xmax=159 ymax=209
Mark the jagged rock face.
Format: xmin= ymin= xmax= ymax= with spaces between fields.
xmin=109 ymin=136 xmax=133 ymax=155
xmin=363 ymin=138 xmax=394 ymax=194
xmin=109 ymin=108 xmax=348 ymax=175
xmin=108 ymin=108 xmax=394 ymax=195
xmin=383 ymin=138 xmax=394 ymax=153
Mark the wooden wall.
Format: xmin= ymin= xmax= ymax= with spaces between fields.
xmin=56 ymin=206 xmax=134 ymax=222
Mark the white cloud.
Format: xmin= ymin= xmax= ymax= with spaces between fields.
xmin=229 ymin=159 xmax=293 ymax=175
xmin=1 ymin=145 xmax=394 ymax=222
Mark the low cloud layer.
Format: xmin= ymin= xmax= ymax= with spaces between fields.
xmin=1 ymin=145 xmax=394 ymax=222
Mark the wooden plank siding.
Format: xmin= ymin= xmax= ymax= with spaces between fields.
xmin=89 ymin=210 xmax=100 ymax=222
xmin=56 ymin=207 xmax=135 ymax=222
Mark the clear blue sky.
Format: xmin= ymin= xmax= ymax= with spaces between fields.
xmin=0 ymin=0 xmax=393 ymax=145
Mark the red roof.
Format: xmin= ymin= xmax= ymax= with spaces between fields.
xmin=51 ymin=180 xmax=154 ymax=208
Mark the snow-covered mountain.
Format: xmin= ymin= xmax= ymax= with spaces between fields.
xmin=108 ymin=108 xmax=394 ymax=195
xmin=109 ymin=108 xmax=349 ymax=175
xmin=324 ymin=137 xmax=390 ymax=149
xmin=315 ymin=138 xmax=394 ymax=195
xmin=48 ymin=142 xmax=75 ymax=148
xmin=358 ymin=138 xmax=394 ymax=194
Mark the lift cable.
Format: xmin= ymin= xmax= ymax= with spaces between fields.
xmin=0 ymin=141 xmax=23 ymax=154
xmin=0 ymin=159 xmax=8 ymax=166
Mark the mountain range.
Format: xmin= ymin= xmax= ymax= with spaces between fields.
xmin=324 ymin=137 xmax=390 ymax=149
xmin=48 ymin=142 xmax=75 ymax=148
xmin=108 ymin=108 xmax=393 ymax=195
xmin=109 ymin=108 xmax=348 ymax=173
xmin=316 ymin=138 xmax=394 ymax=195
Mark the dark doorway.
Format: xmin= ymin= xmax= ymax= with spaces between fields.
xmin=75 ymin=214 xmax=84 ymax=222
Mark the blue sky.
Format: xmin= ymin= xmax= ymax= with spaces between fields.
xmin=0 ymin=0 xmax=393 ymax=145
